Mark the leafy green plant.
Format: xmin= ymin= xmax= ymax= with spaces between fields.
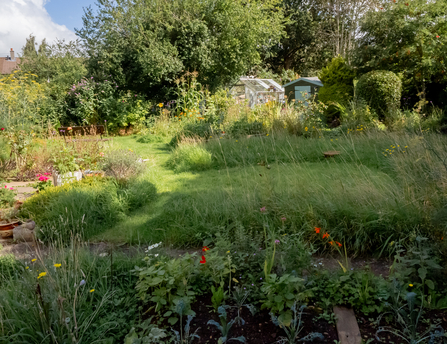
xmin=33 ymin=173 xmax=53 ymax=192
xmin=261 ymin=273 xmax=312 ymax=326
xmin=124 ymin=318 xmax=168 ymax=344
xmin=134 ymin=253 xmax=199 ymax=325
xmin=211 ymin=285 xmax=227 ymax=311
xmin=0 ymin=183 xmax=16 ymax=208
xmin=271 ymin=302 xmax=324 ymax=343
xmin=230 ymin=286 xmax=256 ymax=325
xmin=226 ymin=118 xmax=264 ymax=137
xmin=50 ymin=144 xmax=80 ymax=174
xmin=207 ymin=305 xmax=246 ymax=343
xmin=171 ymin=299 xmax=200 ymax=344
xmin=375 ymin=284 xmax=445 ymax=344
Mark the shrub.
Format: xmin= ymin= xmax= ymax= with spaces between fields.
xmin=167 ymin=144 xmax=212 ymax=173
xmin=101 ymin=149 xmax=145 ymax=181
xmin=355 ymin=70 xmax=402 ymax=121
xmin=124 ymin=179 xmax=158 ymax=209
xmin=318 ymin=56 xmax=355 ymax=124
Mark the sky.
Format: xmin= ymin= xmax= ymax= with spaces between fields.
xmin=0 ymin=0 xmax=93 ymax=56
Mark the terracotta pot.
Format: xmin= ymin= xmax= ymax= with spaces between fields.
xmin=0 ymin=221 xmax=21 ymax=238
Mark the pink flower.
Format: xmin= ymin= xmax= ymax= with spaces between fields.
xmin=260 ymin=207 xmax=266 ymax=213
xmin=275 ymin=239 xmax=280 ymax=244
xmin=9 ymin=188 xmax=13 ymax=190
xmin=281 ymin=217 xmax=286 ymax=222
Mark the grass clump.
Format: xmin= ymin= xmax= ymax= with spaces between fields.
xmin=20 ymin=177 xmax=157 ymax=243
xmin=167 ymin=143 xmax=212 ymax=173
xmin=0 ymin=239 xmax=142 ymax=343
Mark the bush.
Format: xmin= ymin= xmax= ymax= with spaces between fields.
xmin=167 ymin=144 xmax=212 ymax=173
xmin=169 ymin=122 xmax=213 ymax=147
xmin=355 ymin=70 xmax=402 ymax=121
xmin=318 ymin=56 xmax=355 ymax=124
xmin=20 ymin=177 xmax=157 ymax=243
xmin=101 ymin=149 xmax=145 ymax=181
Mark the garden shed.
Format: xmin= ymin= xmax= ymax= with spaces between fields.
xmin=283 ymin=77 xmax=323 ymax=102
xmin=231 ymin=77 xmax=284 ymax=107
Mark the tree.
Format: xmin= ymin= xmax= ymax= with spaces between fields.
xmin=263 ymin=0 xmax=333 ymax=76
xmin=76 ymin=0 xmax=285 ymax=98
xmin=354 ymin=0 xmax=447 ymax=110
xmin=20 ymin=37 xmax=88 ymax=124
xmin=22 ymin=34 xmax=37 ymax=57
xmin=319 ymin=55 xmax=355 ymax=105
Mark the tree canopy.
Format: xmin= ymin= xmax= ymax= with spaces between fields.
xmin=76 ymin=0 xmax=285 ymax=98
xmin=354 ymin=0 xmax=447 ymax=108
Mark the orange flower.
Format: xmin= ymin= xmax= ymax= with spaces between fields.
xmin=322 ymin=233 xmax=330 ymax=239
xmin=202 ymin=246 xmax=210 ymax=252
xmin=329 ymin=241 xmax=334 ymax=246
xmin=314 ymin=227 xmax=321 ymax=234
xmin=336 ymin=241 xmax=342 ymax=247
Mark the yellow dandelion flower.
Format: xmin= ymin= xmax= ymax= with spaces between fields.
xmin=305 ymin=127 xmax=308 ymax=131
xmin=226 ymin=251 xmax=230 ymax=253
xmin=409 ymin=284 xmax=413 ymax=287
xmin=37 ymin=272 xmax=47 ymax=279
xmin=54 ymin=264 xmax=61 ymax=268
xmin=32 ymin=259 xmax=37 ymax=262
xmin=26 ymin=266 xmax=29 ymax=269
xmin=266 ymin=134 xmax=269 ymax=136
xmin=158 ymin=103 xmax=163 ymax=107
xmin=331 ymin=139 xmax=333 ymax=141
xmin=90 ymin=289 xmax=95 ymax=293
xmin=236 ymin=140 xmax=238 ymax=142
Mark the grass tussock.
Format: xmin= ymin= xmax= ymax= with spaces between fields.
xmin=20 ymin=177 xmax=157 ymax=243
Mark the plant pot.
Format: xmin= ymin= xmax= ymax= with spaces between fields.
xmin=0 ymin=220 xmax=21 ymax=239
xmin=53 ymin=171 xmax=83 ymax=186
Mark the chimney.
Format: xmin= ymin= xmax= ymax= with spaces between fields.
xmin=10 ymin=48 xmax=14 ymax=60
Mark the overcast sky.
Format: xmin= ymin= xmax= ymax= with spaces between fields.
xmin=0 ymin=0 xmax=92 ymax=56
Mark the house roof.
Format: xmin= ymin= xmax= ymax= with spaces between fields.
xmin=0 ymin=57 xmax=20 ymax=75
xmin=282 ymin=77 xmax=323 ymax=88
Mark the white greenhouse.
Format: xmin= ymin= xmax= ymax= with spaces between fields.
xmin=231 ymin=77 xmax=285 ymax=107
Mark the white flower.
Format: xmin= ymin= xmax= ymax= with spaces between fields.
xmin=99 ymin=252 xmax=108 ymax=257
xmin=154 ymin=254 xmax=159 ymax=257
xmin=145 ymin=242 xmax=162 ymax=252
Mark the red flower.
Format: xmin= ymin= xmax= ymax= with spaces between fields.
xmin=200 ymin=255 xmax=206 ymax=264
xmin=67 ymin=127 xmax=72 ymax=131
xmin=314 ymin=227 xmax=321 ymax=234
xmin=202 ymin=246 xmax=210 ymax=252
xmin=336 ymin=241 xmax=342 ymax=247
xmin=329 ymin=241 xmax=334 ymax=246
xmin=322 ymin=233 xmax=330 ymax=239
xmin=436 ymin=35 xmax=440 ymax=38
xmin=1 ymin=128 xmax=4 ymax=131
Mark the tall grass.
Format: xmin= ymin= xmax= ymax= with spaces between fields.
xmin=143 ymin=131 xmax=447 ymax=254
xmin=0 ymin=236 xmax=143 ymax=343
xmin=20 ymin=177 xmax=157 ymax=243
